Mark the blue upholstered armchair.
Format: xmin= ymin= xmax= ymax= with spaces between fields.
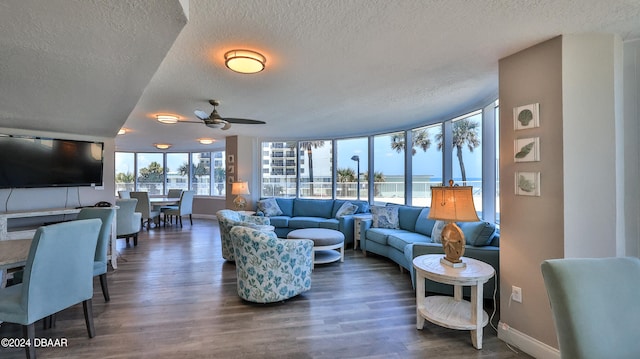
xmin=230 ymin=226 xmax=313 ymax=303
xmin=541 ymin=257 xmax=640 ymax=359
xmin=216 ymin=209 xmax=271 ymax=261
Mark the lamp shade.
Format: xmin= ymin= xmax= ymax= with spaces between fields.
xmin=231 ymin=181 xmax=250 ymax=195
xmin=428 ymin=185 xmax=479 ymax=222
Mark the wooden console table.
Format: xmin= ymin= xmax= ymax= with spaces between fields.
xmin=0 ymin=207 xmax=118 ymax=269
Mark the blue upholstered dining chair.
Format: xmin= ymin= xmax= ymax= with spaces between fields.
xmin=216 ymin=209 xmax=271 ymax=261
xmin=0 ymin=219 xmax=102 ymax=359
xmin=116 ymin=198 xmax=142 ymax=246
xmin=77 ymin=207 xmax=116 ymax=302
xmin=541 ymin=257 xmax=640 ymax=359
xmin=230 ymin=226 xmax=313 ymax=303
xmin=130 ymin=191 xmax=160 ymax=230
xmin=161 ymin=190 xmax=195 ymax=227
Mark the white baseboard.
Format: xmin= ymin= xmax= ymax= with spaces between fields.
xmin=193 ymin=214 xmax=217 ymax=220
xmin=498 ymin=321 xmax=560 ymax=359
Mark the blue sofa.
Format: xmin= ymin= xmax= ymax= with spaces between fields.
xmin=358 ymin=205 xmax=499 ymax=299
xmin=255 ymin=198 xmax=370 ymax=245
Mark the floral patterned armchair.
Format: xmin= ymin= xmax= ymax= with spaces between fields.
xmin=216 ymin=209 xmax=271 ymax=261
xmin=230 ymin=226 xmax=313 ymax=303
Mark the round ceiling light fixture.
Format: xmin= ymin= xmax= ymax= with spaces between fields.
xmin=117 ymin=128 xmax=127 ymax=135
xmin=157 ymin=115 xmax=178 ymax=124
xmin=224 ymin=49 xmax=266 ymax=74
xmin=198 ymin=138 xmax=215 ymax=145
xmin=154 ymin=143 xmax=172 ymax=150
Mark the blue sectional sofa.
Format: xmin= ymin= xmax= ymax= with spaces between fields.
xmin=255 ymin=198 xmax=370 ymax=245
xmin=358 ymin=205 xmax=500 ymax=299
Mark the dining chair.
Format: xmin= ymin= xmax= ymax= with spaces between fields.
xmin=115 ymin=198 xmax=142 ymax=246
xmin=541 ymin=257 xmax=640 ymax=359
xmin=117 ymin=190 xmax=131 ymax=199
xmin=0 ymin=219 xmax=102 ymax=359
xmin=129 ymin=191 xmax=160 ymax=230
xmin=162 ymin=190 xmax=194 ymax=227
xmin=77 ymin=207 xmax=116 ymax=302
xmin=167 ymin=188 xmax=183 ymax=198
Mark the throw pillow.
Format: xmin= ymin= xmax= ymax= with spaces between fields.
xmin=370 ymin=205 xmax=399 ymax=229
xmin=458 ymin=221 xmax=496 ymax=246
xmin=335 ymin=201 xmax=358 ymax=218
xmin=431 ymin=220 xmax=446 ymax=243
xmin=256 ymin=198 xmax=283 ymax=217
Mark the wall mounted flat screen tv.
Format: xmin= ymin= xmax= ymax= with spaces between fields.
xmin=0 ymin=134 xmax=104 ymax=188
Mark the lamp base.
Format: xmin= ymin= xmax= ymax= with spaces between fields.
xmin=440 ymin=222 xmax=466 ymax=265
xmin=233 ymin=195 xmax=247 ymax=210
xmin=440 ymin=257 xmax=466 ymax=268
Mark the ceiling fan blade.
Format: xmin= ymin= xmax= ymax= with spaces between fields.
xmin=177 ymin=120 xmax=203 ymax=124
xmin=223 ymin=118 xmax=266 ymax=125
xmin=194 ymin=110 xmax=209 ymax=120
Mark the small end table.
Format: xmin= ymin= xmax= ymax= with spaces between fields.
xmin=352 ymin=214 xmax=372 ymax=251
xmin=413 ymin=254 xmax=495 ymax=349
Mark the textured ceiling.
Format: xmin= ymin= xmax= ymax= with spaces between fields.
xmin=1 ymin=0 xmax=640 ymax=151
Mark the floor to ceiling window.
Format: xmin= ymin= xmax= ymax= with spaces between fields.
xmin=449 ymin=111 xmax=483 ymax=211
xmin=299 ymin=140 xmax=332 ymax=199
xmin=411 ymin=124 xmax=442 ymax=207
xmin=191 ymin=152 xmax=212 ymax=195
xmin=136 ymin=153 xmax=164 ymax=195
xmin=166 ymin=153 xmax=189 ymax=193
xmin=374 ymin=132 xmax=405 ymax=205
xmin=336 ymin=137 xmax=369 ymax=202
xmin=261 ymin=141 xmax=298 ymax=198
xmin=115 ymin=152 xmax=135 ymax=193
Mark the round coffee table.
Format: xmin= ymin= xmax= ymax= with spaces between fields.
xmin=287 ymin=228 xmax=344 ymax=268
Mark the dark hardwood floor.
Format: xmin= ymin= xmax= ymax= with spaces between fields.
xmin=0 ymin=219 xmax=531 ymax=358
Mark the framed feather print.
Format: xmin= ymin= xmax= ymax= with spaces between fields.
xmin=513 ymin=103 xmax=539 ymax=130
xmin=514 ymin=137 xmax=540 ymax=162
xmin=515 ymin=171 xmax=540 ymax=196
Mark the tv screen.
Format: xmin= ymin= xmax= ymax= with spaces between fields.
xmin=0 ymin=134 xmax=104 ymax=188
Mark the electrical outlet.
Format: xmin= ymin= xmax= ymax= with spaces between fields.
xmin=511 ymin=286 xmax=522 ymax=303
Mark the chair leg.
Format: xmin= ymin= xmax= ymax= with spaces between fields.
xmin=99 ymin=273 xmax=110 ymax=302
xmin=189 ymin=214 xmax=193 ymax=225
xmin=83 ymin=299 xmax=95 ymax=338
xmin=133 ymin=233 xmax=138 ymax=246
xmin=178 ymin=216 xmax=183 ymax=228
xmin=23 ymin=323 xmax=36 ymax=359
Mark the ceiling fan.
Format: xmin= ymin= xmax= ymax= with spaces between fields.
xmin=190 ymin=99 xmax=266 ymax=130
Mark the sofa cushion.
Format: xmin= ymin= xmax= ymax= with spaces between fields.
xmin=371 ymin=206 xmax=399 ymax=229
xmin=257 ymin=198 xmax=284 ymax=217
xmin=414 ymin=208 xmax=436 ymax=236
xmin=318 ymin=219 xmax=339 ymax=230
xmin=387 ymin=232 xmax=431 ymax=252
xmin=431 ymin=220 xmax=446 ymax=243
xmin=335 ymin=201 xmax=358 ymax=218
xmin=459 ymin=221 xmax=496 ymax=246
xmin=397 ymin=206 xmax=423 ymax=231
xmin=275 ymin=198 xmax=294 ymax=217
xmin=293 ymin=199 xmax=333 ymax=218
xmin=366 ymin=228 xmax=402 ymax=245
xmin=289 ymin=217 xmax=326 ymax=229
xmin=268 ymin=216 xmax=290 ymax=227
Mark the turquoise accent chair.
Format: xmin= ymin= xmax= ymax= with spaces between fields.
xmin=216 ymin=209 xmax=271 ymax=261
xmin=0 ymin=219 xmax=102 ymax=359
xmin=116 ymin=198 xmax=142 ymax=246
xmin=77 ymin=207 xmax=115 ymax=302
xmin=230 ymin=226 xmax=313 ymax=303
xmin=161 ymin=190 xmax=194 ymax=227
xmin=541 ymin=257 xmax=640 ymax=359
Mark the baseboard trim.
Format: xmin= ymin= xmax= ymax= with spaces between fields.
xmin=498 ymin=321 xmax=560 ymax=359
xmin=193 ymin=214 xmax=217 ymax=220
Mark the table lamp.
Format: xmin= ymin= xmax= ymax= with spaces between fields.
xmin=428 ymin=180 xmax=479 ymax=268
xmin=231 ymin=181 xmax=250 ymax=210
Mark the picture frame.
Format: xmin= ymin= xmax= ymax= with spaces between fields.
xmin=514 ymin=137 xmax=540 ymax=162
xmin=227 ymin=176 xmax=235 ymax=184
xmin=227 ymin=154 xmax=235 ymax=164
xmin=513 ymin=103 xmax=540 ymax=130
xmin=515 ymin=171 xmax=540 ymax=196
xmin=227 ymin=165 xmax=235 ymax=174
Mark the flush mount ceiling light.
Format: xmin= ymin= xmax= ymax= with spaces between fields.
xmin=224 ymin=49 xmax=266 ymax=74
xmin=154 ymin=143 xmax=172 ymax=150
xmin=157 ymin=115 xmax=178 ymax=124
xmin=117 ymin=128 xmax=127 ymax=135
xmin=198 ymin=138 xmax=215 ymax=145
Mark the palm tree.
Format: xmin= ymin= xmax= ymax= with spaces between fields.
xmin=390 ymin=129 xmax=432 ymax=155
xmin=364 ymin=171 xmax=386 ymax=196
xmin=337 ymin=167 xmax=356 ymax=197
xmin=435 ymin=119 xmax=480 ymax=182
xmin=295 ymin=140 xmax=326 ymax=195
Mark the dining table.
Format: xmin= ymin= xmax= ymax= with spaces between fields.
xmin=0 ymin=238 xmax=31 ymax=287
xmin=149 ymin=197 xmax=181 ymax=206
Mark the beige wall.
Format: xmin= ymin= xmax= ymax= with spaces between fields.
xmin=225 ymin=135 xmax=260 ymax=211
xmin=498 ymin=34 xmax=634 ymax=356
xmin=499 ymin=36 xmax=565 ymax=350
